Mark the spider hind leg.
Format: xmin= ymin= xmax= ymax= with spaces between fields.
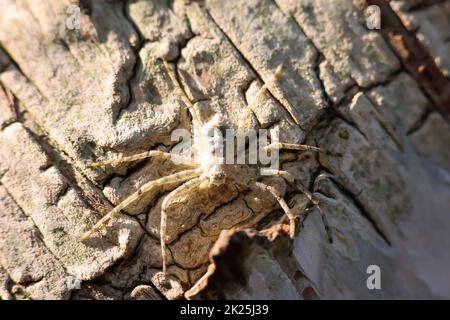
xmin=87 ymin=150 xmax=196 ymax=168
xmin=81 ymin=169 xmax=202 ymax=241
xmin=258 ymin=169 xmax=333 ymax=243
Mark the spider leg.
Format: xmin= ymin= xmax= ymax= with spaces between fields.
xmin=163 ymin=60 xmax=210 ymax=158
xmin=239 ymin=64 xmax=284 ymax=129
xmin=87 ymin=150 xmax=196 ymax=168
xmin=265 ymin=142 xmax=323 ymax=153
xmin=261 ymin=169 xmax=332 ymax=242
xmin=254 ymin=181 xmax=297 ymax=239
xmin=81 ymin=168 xmax=202 ymax=241
xmin=160 ymin=176 xmax=207 ymax=273
xmin=163 ymin=60 xmax=202 ymax=127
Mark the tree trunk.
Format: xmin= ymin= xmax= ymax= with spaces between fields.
xmin=0 ymin=0 xmax=449 ymax=300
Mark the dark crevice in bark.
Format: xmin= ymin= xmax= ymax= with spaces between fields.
xmin=366 ymin=0 xmax=450 ymax=118
xmin=113 ymin=0 xmax=144 ymax=123
xmin=406 ymin=108 xmax=434 ymax=135
xmin=0 ymin=45 xmax=11 ymax=72
xmin=0 ymin=44 xmax=51 ymax=103
xmin=18 ymin=276 xmax=45 ymax=289
xmin=407 ymin=0 xmax=448 ymax=12
xmin=54 ymin=184 xmax=71 ymax=206
xmin=312 ymin=109 xmax=393 ymax=246
xmin=271 ymin=0 xmax=333 ymax=108
xmin=0 ymin=83 xmax=16 ymax=130
xmin=316 ymin=166 xmax=392 ymax=246
xmin=0 ymin=267 xmax=14 ymax=301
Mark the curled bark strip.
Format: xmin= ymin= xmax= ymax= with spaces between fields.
xmin=185 ymin=222 xmax=319 ymax=300
xmin=366 ymin=0 xmax=450 ymax=117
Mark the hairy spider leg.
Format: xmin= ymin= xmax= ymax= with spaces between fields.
xmin=254 ymin=181 xmax=297 ymax=238
xmin=81 ymin=168 xmax=203 ymax=241
xmin=87 ymin=150 xmax=196 ymax=168
xmin=162 ymin=60 xmax=211 ymax=162
xmin=239 ymin=64 xmax=284 ymax=129
xmin=265 ymin=142 xmax=323 ymax=153
xmin=262 ymin=169 xmax=332 ymax=242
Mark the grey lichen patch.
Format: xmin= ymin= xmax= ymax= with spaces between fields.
xmin=206 ymin=0 xmax=327 ymax=130
xmin=0 ymin=123 xmax=142 ymax=280
xmin=0 ymin=185 xmax=70 ymax=299
xmin=0 ymin=0 xmax=189 ymax=183
xmin=367 ymin=73 xmax=429 ymax=132
xmin=346 ymin=93 xmax=401 ymax=151
xmin=317 ymin=119 xmax=410 ymax=240
xmin=318 ymin=60 xmax=354 ymax=104
xmin=275 ymin=0 xmax=400 ymax=88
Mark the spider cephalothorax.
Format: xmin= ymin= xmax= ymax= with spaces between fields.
xmin=82 ymin=59 xmax=327 ymax=273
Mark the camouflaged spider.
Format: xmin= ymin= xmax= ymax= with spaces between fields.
xmin=82 ymin=60 xmax=326 ymax=273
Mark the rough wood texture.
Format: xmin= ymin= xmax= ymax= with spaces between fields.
xmin=0 ymin=0 xmax=449 ymax=299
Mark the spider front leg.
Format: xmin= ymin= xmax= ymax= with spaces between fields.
xmin=264 ymin=142 xmax=323 ymax=153
xmin=81 ymin=168 xmax=202 ymax=241
xmin=239 ymin=64 xmax=284 ymax=129
xmin=160 ymin=176 xmax=207 ymax=273
xmin=265 ymin=142 xmax=344 ymax=158
xmin=87 ymin=150 xmax=196 ymax=168
xmin=261 ymin=169 xmax=332 ymax=242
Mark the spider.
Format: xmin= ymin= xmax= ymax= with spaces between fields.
xmin=82 ymin=59 xmax=328 ymax=273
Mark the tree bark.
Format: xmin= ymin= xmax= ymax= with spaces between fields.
xmin=0 ymin=0 xmax=449 ymax=300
